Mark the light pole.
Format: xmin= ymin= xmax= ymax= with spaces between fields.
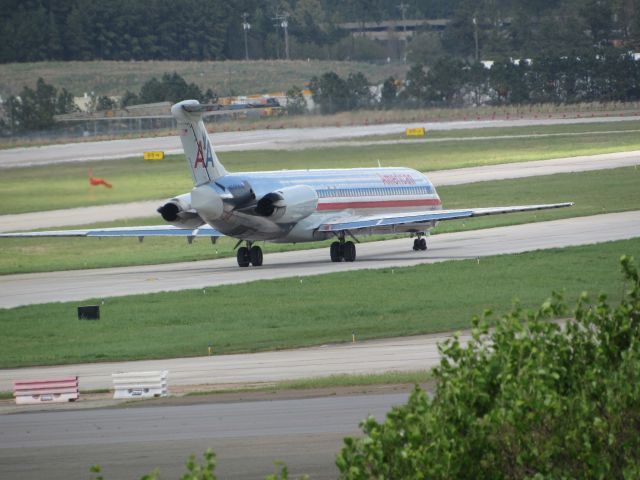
xmin=242 ymin=13 xmax=251 ymax=61
xmin=473 ymin=16 xmax=479 ymax=62
xmin=281 ymin=15 xmax=290 ymax=60
xmin=397 ymin=2 xmax=408 ymax=63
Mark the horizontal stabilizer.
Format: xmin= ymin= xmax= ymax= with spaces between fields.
xmin=181 ymin=101 xmax=280 ymax=114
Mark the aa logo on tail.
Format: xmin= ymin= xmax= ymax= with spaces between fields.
xmin=194 ymin=138 xmax=215 ymax=169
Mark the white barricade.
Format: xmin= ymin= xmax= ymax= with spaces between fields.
xmin=112 ymin=370 xmax=168 ymax=399
xmin=13 ymin=377 xmax=79 ymax=405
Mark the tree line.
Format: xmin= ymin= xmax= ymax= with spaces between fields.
xmin=311 ymin=49 xmax=640 ymax=113
xmin=5 ymin=47 xmax=640 ymax=133
xmin=1 ymin=0 xmax=638 ymax=63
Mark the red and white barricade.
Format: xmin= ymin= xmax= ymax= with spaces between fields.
xmin=13 ymin=377 xmax=79 ymax=405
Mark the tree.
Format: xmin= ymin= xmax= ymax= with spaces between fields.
xmin=285 ymin=85 xmax=307 ymax=115
xmin=138 ymin=73 xmax=204 ymax=104
xmin=402 ymin=64 xmax=429 ymax=106
xmin=5 ymin=78 xmax=77 ymax=132
xmin=426 ymin=57 xmax=466 ymax=105
xmin=337 ymin=256 xmax=640 ymax=479
xmin=96 ymin=96 xmax=117 ymax=111
xmin=309 ymin=71 xmax=350 ymax=114
xmin=345 ymin=72 xmax=372 ymax=110
xmin=120 ymin=90 xmax=139 ymax=108
xmin=10 ymin=78 xmax=57 ymax=131
xmin=56 ymin=88 xmax=77 ymax=114
xmin=380 ymin=77 xmax=398 ymax=109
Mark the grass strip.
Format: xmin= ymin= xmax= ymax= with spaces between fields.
xmin=2 ymin=166 xmax=638 ymax=274
xmin=185 ymin=371 xmax=433 ymax=397
xmin=2 ymin=121 xmax=640 ymax=214
xmin=1 ymin=238 xmax=638 ymax=368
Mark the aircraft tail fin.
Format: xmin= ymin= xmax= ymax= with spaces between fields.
xmin=171 ymin=100 xmax=227 ymax=186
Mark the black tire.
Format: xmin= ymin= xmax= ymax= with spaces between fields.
xmin=249 ymin=245 xmax=263 ymax=266
xmin=330 ymin=241 xmax=342 ymax=262
xmin=419 ymin=238 xmax=427 ymax=251
xmin=343 ymin=241 xmax=356 ymax=262
xmin=237 ymin=247 xmax=250 ymax=267
xmin=413 ymin=238 xmax=420 ymax=251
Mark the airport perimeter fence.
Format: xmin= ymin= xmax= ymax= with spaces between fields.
xmin=1 ymin=105 xmax=268 ymax=144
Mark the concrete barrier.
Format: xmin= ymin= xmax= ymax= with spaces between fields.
xmin=112 ymin=371 xmax=168 ymax=399
xmin=13 ymin=377 xmax=79 ymax=405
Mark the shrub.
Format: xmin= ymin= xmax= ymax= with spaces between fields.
xmin=337 ymin=256 xmax=640 ymax=479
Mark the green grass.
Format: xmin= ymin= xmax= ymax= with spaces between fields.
xmin=185 ymin=371 xmax=433 ymax=396
xmin=1 ymin=239 xmax=638 ymax=368
xmin=4 ymin=121 xmax=640 ymax=215
xmin=357 ymin=119 xmax=640 ymax=141
xmin=2 ymin=166 xmax=638 ymax=275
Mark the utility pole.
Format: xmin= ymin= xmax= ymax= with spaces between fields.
xmin=397 ymin=2 xmax=408 ymax=63
xmin=272 ymin=12 xmax=290 ymax=60
xmin=281 ymin=13 xmax=290 ymax=60
xmin=272 ymin=12 xmax=281 ymax=59
xmin=473 ymin=16 xmax=479 ymax=62
xmin=242 ymin=13 xmax=251 ymax=61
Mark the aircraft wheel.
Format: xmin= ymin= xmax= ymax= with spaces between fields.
xmin=237 ymin=247 xmax=250 ymax=267
xmin=330 ymin=241 xmax=342 ymax=262
xmin=413 ymin=238 xmax=420 ymax=251
xmin=343 ymin=241 xmax=356 ymax=262
xmin=419 ymin=238 xmax=427 ymax=251
xmin=249 ymin=245 xmax=263 ymax=266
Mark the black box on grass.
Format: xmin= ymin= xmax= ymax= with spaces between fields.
xmin=78 ymin=305 xmax=100 ymax=320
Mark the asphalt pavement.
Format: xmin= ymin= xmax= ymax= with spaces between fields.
xmin=0 ymin=392 xmax=407 ymax=479
xmin=2 ymin=210 xmax=638 ymax=309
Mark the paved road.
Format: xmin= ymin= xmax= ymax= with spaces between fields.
xmin=2 ymin=116 xmax=639 ymax=168
xmin=0 ymin=392 xmax=405 ymax=479
xmin=2 ymin=211 xmax=639 ymax=310
xmin=1 ymin=151 xmax=638 ymax=232
xmin=0 ymin=332 xmax=458 ymax=392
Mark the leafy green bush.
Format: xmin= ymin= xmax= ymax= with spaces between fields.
xmin=337 ymin=256 xmax=640 ymax=479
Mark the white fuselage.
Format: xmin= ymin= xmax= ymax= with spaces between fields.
xmin=205 ymin=167 xmax=442 ymax=242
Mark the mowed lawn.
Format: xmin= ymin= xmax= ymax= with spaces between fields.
xmin=1 ymin=166 xmax=638 ymax=274
xmin=0 ymin=239 xmax=638 ymax=368
xmin=3 ymin=120 xmax=640 ymax=214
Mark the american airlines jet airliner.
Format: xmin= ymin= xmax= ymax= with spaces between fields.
xmin=2 ymin=100 xmax=573 ymax=267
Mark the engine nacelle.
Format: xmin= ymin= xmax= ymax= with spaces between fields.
xmin=157 ymin=193 xmax=204 ymax=229
xmin=255 ymin=185 xmax=318 ymax=224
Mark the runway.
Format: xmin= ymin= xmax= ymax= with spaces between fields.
xmin=0 ymin=391 xmax=406 ymax=479
xmin=2 ymin=210 xmax=639 ymax=310
xmin=0 ymin=330 xmax=460 ymax=392
xmin=2 ymin=115 xmax=639 ymax=168
xmin=1 ymin=150 xmax=638 ymax=232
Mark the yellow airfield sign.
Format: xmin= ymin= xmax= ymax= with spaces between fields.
xmin=144 ymin=151 xmax=165 ymax=161
xmin=405 ymin=127 xmax=426 ymax=137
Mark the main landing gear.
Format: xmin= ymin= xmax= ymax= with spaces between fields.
xmin=330 ymin=234 xmax=357 ymax=262
xmin=236 ymin=241 xmax=263 ymax=267
xmin=412 ymin=234 xmax=428 ymax=251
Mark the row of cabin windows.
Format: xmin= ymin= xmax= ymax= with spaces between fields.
xmin=317 ymin=185 xmax=434 ymax=199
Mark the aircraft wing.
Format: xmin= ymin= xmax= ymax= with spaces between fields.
xmin=0 ymin=225 xmax=225 ymax=238
xmin=317 ymin=202 xmax=574 ymax=232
